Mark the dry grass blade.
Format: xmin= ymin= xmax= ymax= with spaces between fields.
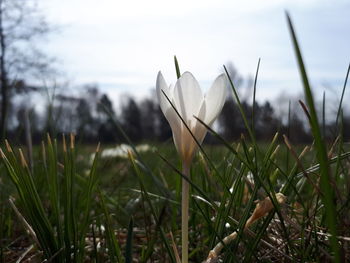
xmin=283 ymin=135 xmax=322 ymax=194
xmin=19 ymin=149 xmax=28 ymax=168
xmin=304 ymin=229 xmax=350 ymax=242
xmin=70 ymin=133 xmax=75 ymax=149
xmin=5 ymin=139 xmax=13 ymax=152
xmin=205 ymin=193 xmax=286 ymax=262
xmin=281 ymin=211 xmax=333 ymax=260
xmin=9 ymin=197 xmax=39 ymax=247
xmin=16 ymin=244 xmax=34 ymax=263
xmin=298 ymin=100 xmax=311 ymax=122
xmin=169 ymin=232 xmax=181 ymax=263
xmin=41 ymin=247 xmax=65 ymax=263
xmin=328 ymin=135 xmax=340 ymax=158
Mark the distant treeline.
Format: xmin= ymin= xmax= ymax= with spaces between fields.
xmin=0 ymin=0 xmax=345 ymax=146
xmin=6 ymin=84 xmax=349 ymax=145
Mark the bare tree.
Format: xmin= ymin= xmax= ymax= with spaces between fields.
xmin=0 ymin=0 xmax=54 ymax=140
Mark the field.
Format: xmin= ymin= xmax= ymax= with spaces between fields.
xmin=1 ymin=132 xmax=350 ymax=263
xmin=0 ymin=14 xmax=350 ymax=263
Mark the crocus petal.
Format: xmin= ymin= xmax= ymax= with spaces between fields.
xmin=156 ymin=71 xmax=171 ymax=115
xmin=156 ymin=70 xmax=227 ymax=167
xmin=194 ymin=101 xmax=209 ymax=144
xmin=172 ymin=124 xmax=183 ymax=156
xmin=169 ymin=84 xmax=175 ymax=97
xmin=203 ymin=73 xmax=227 ymax=125
xmin=173 ymin=72 xmax=204 ymax=127
xmin=156 ymin=71 xmax=182 ymax=132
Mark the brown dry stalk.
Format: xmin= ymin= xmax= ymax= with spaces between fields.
xmin=5 ymin=139 xmax=13 ymax=152
xmin=70 ymin=133 xmax=75 ymax=149
xmin=9 ymin=197 xmax=40 ymax=247
xmin=96 ymin=142 xmax=101 ymax=153
xmin=169 ymin=232 xmax=181 ymax=263
xmin=283 ymin=135 xmax=322 ymax=194
xmin=0 ymin=147 xmax=6 ymax=159
xmin=41 ymin=141 xmax=46 ymax=164
xmin=62 ymin=134 xmax=67 ymax=153
xmin=328 ymin=135 xmax=340 ymax=158
xmin=18 ymin=149 xmax=28 ymax=168
xmin=205 ymin=193 xmax=286 ymax=263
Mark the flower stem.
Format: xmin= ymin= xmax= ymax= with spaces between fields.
xmin=181 ymin=163 xmax=190 ymax=263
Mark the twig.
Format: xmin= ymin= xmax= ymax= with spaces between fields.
xmin=16 ymin=244 xmax=34 ymax=263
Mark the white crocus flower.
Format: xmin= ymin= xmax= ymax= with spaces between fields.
xmin=156 ymin=70 xmax=227 ymax=263
xmin=156 ymin=71 xmax=227 ymax=167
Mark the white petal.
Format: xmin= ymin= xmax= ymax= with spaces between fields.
xmin=178 ymin=100 xmax=208 ymax=164
xmin=156 ymin=72 xmax=181 ymax=132
xmin=172 ymin=125 xmax=183 ymax=156
xmin=173 ymin=72 xmax=204 ymax=127
xmin=194 ymin=101 xmax=209 ymax=144
xmin=156 ymin=71 xmax=171 ymax=114
xmin=169 ymin=84 xmax=175 ymax=97
xmin=203 ymin=73 xmax=227 ymax=125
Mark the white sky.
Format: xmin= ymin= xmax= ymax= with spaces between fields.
xmin=39 ymin=0 xmax=350 ymax=108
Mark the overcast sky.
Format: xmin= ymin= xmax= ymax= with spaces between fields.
xmin=39 ymin=0 xmax=350 ymax=107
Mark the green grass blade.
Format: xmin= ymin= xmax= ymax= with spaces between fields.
xmin=251 ymin=58 xmax=261 ymax=137
xmin=44 ymin=137 xmax=63 ymax=252
xmin=286 ymin=12 xmax=339 ymax=261
xmin=336 ymin=62 xmax=350 ymax=126
xmin=78 ymin=143 xmax=101 ymax=261
xmin=174 ymin=56 xmax=181 ymax=79
xmin=322 ymin=92 xmax=326 ymax=138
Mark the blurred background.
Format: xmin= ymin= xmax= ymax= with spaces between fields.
xmin=1 ymin=0 xmax=349 ymax=144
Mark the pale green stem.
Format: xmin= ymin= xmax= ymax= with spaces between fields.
xmin=181 ymin=163 xmax=190 ymax=263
